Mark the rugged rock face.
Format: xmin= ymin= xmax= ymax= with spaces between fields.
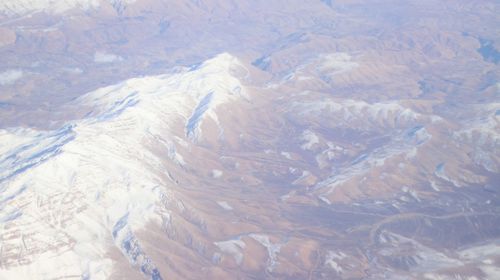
xmin=0 ymin=1 xmax=499 ymax=280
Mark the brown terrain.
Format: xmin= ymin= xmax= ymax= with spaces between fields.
xmin=0 ymin=1 xmax=499 ymax=279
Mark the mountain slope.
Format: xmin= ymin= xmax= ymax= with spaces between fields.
xmin=1 ymin=52 xmax=499 ymax=280
xmin=0 ymin=53 xmax=250 ymax=279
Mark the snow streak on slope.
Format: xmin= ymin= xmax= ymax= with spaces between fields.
xmin=0 ymin=125 xmax=75 ymax=184
xmin=292 ymin=98 xmax=424 ymax=130
xmin=287 ymin=97 xmax=442 ymax=203
xmin=453 ymin=103 xmax=500 ymax=172
xmin=0 ymin=53 xmax=246 ymax=280
xmin=313 ymin=125 xmax=431 ymax=204
xmin=186 ymin=91 xmax=214 ymax=140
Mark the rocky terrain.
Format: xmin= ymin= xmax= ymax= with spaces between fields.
xmin=0 ymin=1 xmax=499 ymax=279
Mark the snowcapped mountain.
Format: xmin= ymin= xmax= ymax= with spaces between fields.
xmin=0 ymin=0 xmax=99 ymax=15
xmin=0 ymin=53 xmax=248 ymax=279
xmin=1 ymin=51 xmax=499 ymax=280
xmin=1 ymin=0 xmax=499 ymax=279
xmin=0 ymin=0 xmax=137 ymax=16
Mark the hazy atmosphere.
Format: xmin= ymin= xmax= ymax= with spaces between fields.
xmin=0 ymin=1 xmax=499 ymax=279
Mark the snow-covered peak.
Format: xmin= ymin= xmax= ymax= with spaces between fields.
xmin=0 ymin=53 xmax=248 ymax=279
xmin=77 ymin=52 xmax=246 ymax=139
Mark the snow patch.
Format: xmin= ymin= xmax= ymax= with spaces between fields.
xmin=280 ymin=151 xmax=292 ymax=159
xmin=0 ymin=69 xmax=23 ymax=85
xmin=325 ymin=251 xmax=346 ymax=274
xmin=301 ymin=130 xmax=319 ymax=150
xmin=94 ymin=51 xmax=123 ymax=64
xmin=317 ymin=53 xmax=359 ymax=76
xmin=214 ymin=239 xmax=246 ymax=265
xmin=211 ymin=169 xmax=223 ymax=178
xmin=249 ymin=234 xmax=282 ymax=272
xmin=216 ymin=201 xmax=232 ymax=211
xmin=292 ymin=170 xmax=311 ymax=185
